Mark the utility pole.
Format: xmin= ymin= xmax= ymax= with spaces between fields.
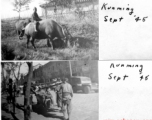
xmin=69 ymin=61 xmax=72 ymax=77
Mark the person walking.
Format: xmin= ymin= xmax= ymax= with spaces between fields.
xmin=12 ymin=82 xmax=17 ymax=113
xmin=61 ymin=78 xmax=73 ymax=120
xmin=7 ymin=78 xmax=13 ymax=112
xmin=56 ymin=78 xmax=62 ymax=109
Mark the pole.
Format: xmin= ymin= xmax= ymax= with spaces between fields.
xmin=69 ymin=61 xmax=72 ymax=77
xmin=13 ymin=83 xmax=16 ymax=114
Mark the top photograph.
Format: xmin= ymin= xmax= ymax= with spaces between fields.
xmin=1 ymin=0 xmax=99 ymax=60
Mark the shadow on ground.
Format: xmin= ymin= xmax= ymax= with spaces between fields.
xmin=2 ymin=102 xmax=19 ymax=120
xmin=2 ymin=116 xmax=14 ymax=120
xmin=2 ymin=103 xmax=10 ymax=113
xmin=2 ymin=102 xmax=63 ymax=120
xmin=32 ymin=104 xmax=63 ymax=119
xmin=2 ymin=112 xmax=19 ymax=120
xmin=15 ymin=103 xmax=24 ymax=111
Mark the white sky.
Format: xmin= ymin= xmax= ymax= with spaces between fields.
xmin=1 ymin=0 xmax=46 ymax=19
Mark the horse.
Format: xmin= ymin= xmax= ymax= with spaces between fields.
xmin=19 ymin=19 xmax=70 ymax=50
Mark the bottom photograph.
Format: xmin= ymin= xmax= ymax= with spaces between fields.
xmin=1 ymin=61 xmax=98 ymax=120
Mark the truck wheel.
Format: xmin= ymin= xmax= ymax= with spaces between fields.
xmin=73 ymin=87 xmax=77 ymax=93
xmin=83 ymin=86 xmax=90 ymax=94
xmin=94 ymin=90 xmax=98 ymax=93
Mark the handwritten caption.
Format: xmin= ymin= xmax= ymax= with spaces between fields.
xmin=101 ymin=3 xmax=148 ymax=23
xmin=108 ymin=63 xmax=149 ymax=82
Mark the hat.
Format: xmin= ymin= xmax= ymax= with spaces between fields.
xmin=33 ymin=7 xmax=37 ymax=11
xmin=62 ymin=77 xmax=68 ymax=81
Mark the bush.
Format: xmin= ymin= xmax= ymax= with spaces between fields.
xmin=1 ymin=21 xmax=16 ymax=39
xmin=2 ymin=44 xmax=15 ymax=60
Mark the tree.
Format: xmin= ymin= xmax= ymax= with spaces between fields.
xmin=1 ymin=63 xmax=6 ymax=93
xmin=11 ymin=62 xmax=24 ymax=86
xmin=1 ymin=63 xmax=13 ymax=92
xmin=24 ymin=62 xmax=33 ymax=120
xmin=55 ymin=0 xmax=73 ymax=8
xmin=12 ymin=0 xmax=31 ymax=19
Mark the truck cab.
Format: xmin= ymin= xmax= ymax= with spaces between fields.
xmin=70 ymin=76 xmax=98 ymax=94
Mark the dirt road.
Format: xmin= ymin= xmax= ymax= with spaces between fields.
xmin=2 ymin=92 xmax=98 ymax=120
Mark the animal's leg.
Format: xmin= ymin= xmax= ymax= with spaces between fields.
xmin=47 ymin=35 xmax=54 ymax=49
xmin=17 ymin=30 xmax=20 ymax=36
xmin=17 ymin=31 xmax=21 ymax=39
xmin=31 ymin=38 xmax=37 ymax=51
xmin=26 ymin=36 xmax=30 ymax=48
xmin=67 ymin=40 xmax=71 ymax=48
xmin=47 ymin=39 xmax=52 ymax=47
xmin=49 ymin=39 xmax=54 ymax=50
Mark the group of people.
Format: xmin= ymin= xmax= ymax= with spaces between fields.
xmin=23 ymin=77 xmax=73 ymax=120
xmin=6 ymin=77 xmax=73 ymax=120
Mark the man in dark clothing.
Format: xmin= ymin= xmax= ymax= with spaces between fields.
xmin=56 ymin=78 xmax=62 ymax=109
xmin=56 ymin=84 xmax=62 ymax=108
xmin=61 ymin=78 xmax=73 ymax=120
xmin=7 ymin=79 xmax=13 ymax=112
xmin=23 ymin=82 xmax=27 ymax=96
xmin=31 ymin=7 xmax=42 ymax=32
xmin=8 ymin=79 xmax=13 ymax=103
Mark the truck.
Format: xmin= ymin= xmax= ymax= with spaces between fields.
xmin=69 ymin=76 xmax=98 ymax=94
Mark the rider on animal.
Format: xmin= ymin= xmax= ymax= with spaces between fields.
xmin=21 ymin=7 xmax=41 ymax=32
xmin=31 ymin=7 xmax=42 ymax=32
xmin=16 ymin=7 xmax=73 ymax=50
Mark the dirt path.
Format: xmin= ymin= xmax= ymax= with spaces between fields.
xmin=2 ymin=93 xmax=98 ymax=120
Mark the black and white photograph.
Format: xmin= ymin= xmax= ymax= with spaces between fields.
xmin=1 ymin=0 xmax=99 ymax=60
xmin=2 ymin=0 xmax=152 ymax=120
xmin=1 ymin=60 xmax=99 ymax=120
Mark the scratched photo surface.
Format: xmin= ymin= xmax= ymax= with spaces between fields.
xmin=1 ymin=61 xmax=99 ymax=120
xmin=1 ymin=0 xmax=99 ymax=60
xmin=99 ymin=61 xmax=152 ymax=119
xmin=100 ymin=0 xmax=152 ymax=59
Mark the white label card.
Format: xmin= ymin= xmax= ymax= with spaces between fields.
xmin=99 ymin=0 xmax=152 ymax=59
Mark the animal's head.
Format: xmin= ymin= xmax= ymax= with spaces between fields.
xmin=61 ymin=37 xmax=67 ymax=47
xmin=74 ymin=38 xmax=79 ymax=47
xmin=67 ymin=34 xmax=73 ymax=41
xmin=60 ymin=25 xmax=73 ymax=47
xmin=71 ymin=38 xmax=79 ymax=48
